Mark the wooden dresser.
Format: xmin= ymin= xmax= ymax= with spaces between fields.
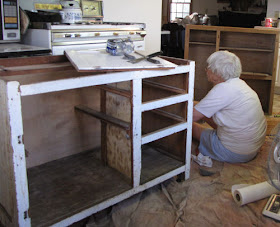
xmin=184 ymin=24 xmax=279 ymax=115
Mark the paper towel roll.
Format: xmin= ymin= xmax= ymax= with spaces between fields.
xmin=232 ymin=181 xmax=279 ymax=206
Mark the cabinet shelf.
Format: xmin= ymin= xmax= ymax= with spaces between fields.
xmin=143 ymin=80 xmax=186 ymax=94
xmin=75 ymin=105 xmax=131 ymax=130
xmin=241 ymin=71 xmax=272 ymax=80
xmin=28 ymin=148 xmax=184 ymax=227
xmin=142 ymin=121 xmax=188 ymax=145
xmin=189 ymin=41 xmax=216 ymax=46
xmin=219 ymin=46 xmax=273 ymax=53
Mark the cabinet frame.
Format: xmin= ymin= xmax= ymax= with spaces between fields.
xmin=0 ymin=55 xmax=194 ymax=226
xmin=184 ymin=24 xmax=279 ymax=115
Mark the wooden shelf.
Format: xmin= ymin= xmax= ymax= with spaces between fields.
xmin=189 ymin=41 xmax=216 ymax=46
xmin=28 ymin=148 xmax=183 ymax=226
xmin=219 ymin=46 xmax=274 ymax=53
xmin=75 ymin=105 xmax=131 ymax=130
xmin=241 ymin=72 xmax=272 ymax=80
xmin=143 ymin=80 xmax=186 ymax=94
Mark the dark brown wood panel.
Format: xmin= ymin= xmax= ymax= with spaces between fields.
xmin=27 ymin=149 xmax=131 ymax=227
xmin=184 ymin=25 xmax=279 ymax=114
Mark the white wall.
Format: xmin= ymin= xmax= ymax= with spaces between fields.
xmin=267 ymin=0 xmax=280 ymax=18
xmin=192 ymin=0 xmax=218 ymax=15
xmin=103 ymin=0 xmax=162 ymax=53
xmin=19 ymin=0 xmax=162 ymax=53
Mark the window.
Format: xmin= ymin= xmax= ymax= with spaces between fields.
xmin=170 ymin=0 xmax=191 ymax=21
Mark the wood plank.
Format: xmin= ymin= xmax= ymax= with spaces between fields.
xmin=27 ymin=149 xmax=132 ymax=227
xmin=220 ymin=46 xmax=274 ymax=52
xmin=27 ymin=148 xmax=185 ymax=226
xmin=0 ymin=62 xmax=72 ymax=72
xmin=75 ymin=105 xmax=130 ymax=130
xmin=0 ymin=80 xmax=17 ymax=226
xmin=65 ymin=49 xmax=177 ymax=72
xmin=105 ymin=87 xmax=132 ymax=182
xmin=100 ymin=89 xmax=107 ymax=165
xmin=0 ymin=55 xmax=67 ymax=67
xmin=132 ymin=78 xmax=142 ymax=187
xmin=142 ymin=93 xmax=189 ymax=112
xmin=220 ymin=31 xmax=275 ymax=50
xmin=19 ymin=66 xmax=190 ymax=96
xmin=160 ymin=56 xmax=190 ymax=66
xmin=151 ymin=109 xmax=185 ymax=122
xmin=106 ymin=125 xmax=132 ymax=180
xmin=0 ymin=81 xmax=30 ymax=226
xmin=98 ymin=84 xmax=131 ymax=98
xmin=185 ymin=60 xmax=195 ymax=179
xmin=242 ymin=71 xmax=271 ymax=77
xmin=241 ymin=73 xmax=272 ymax=81
xmin=140 ymin=146 xmax=184 ymax=184
xmin=186 ymin=24 xmax=280 ymax=34
xmin=143 ymin=80 xmax=186 ymax=94
xmin=141 ymin=122 xmax=188 ymax=145
xmin=22 ymin=86 xmax=101 ymax=168
xmin=189 ymin=41 xmax=216 ymax=46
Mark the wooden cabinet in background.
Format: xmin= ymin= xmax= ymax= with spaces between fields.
xmin=184 ymin=24 xmax=279 ymax=115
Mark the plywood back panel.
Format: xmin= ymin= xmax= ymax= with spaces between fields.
xmin=22 ymin=86 xmax=101 ymax=168
xmin=189 ymin=30 xmax=217 ymax=43
xmin=220 ymin=32 xmax=275 ymax=50
xmin=106 ymin=125 xmax=132 ymax=180
xmin=188 ymin=45 xmax=214 ymax=101
xmin=109 ymin=81 xmax=131 ymax=91
xmin=245 ymin=79 xmax=270 ymax=113
xmin=0 ymin=80 xmax=17 ymax=226
xmin=105 ymin=91 xmax=132 ymax=180
xmin=230 ymin=51 xmax=274 ymax=75
xmin=105 ymin=92 xmax=131 ymax=122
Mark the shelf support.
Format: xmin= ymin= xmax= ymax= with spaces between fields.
xmin=74 ymin=105 xmax=130 ymax=131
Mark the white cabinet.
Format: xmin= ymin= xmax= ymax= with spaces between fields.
xmin=0 ymin=55 xmax=194 ymax=226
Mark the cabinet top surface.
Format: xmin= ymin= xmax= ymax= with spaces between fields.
xmin=186 ymin=24 xmax=280 ymax=34
xmin=0 ymin=55 xmax=193 ymax=95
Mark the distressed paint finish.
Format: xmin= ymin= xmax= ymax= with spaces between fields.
xmin=19 ymin=66 xmax=191 ymax=96
xmin=0 ymin=81 xmax=30 ymax=226
xmin=0 ymin=56 xmax=195 ymax=226
xmin=132 ymin=77 xmax=142 ymax=187
xmin=185 ymin=61 xmax=195 ymax=180
xmin=0 ymin=80 xmax=16 ymax=226
xmin=141 ymin=93 xmax=189 ymax=112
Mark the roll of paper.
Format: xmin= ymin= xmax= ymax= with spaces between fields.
xmin=232 ymin=181 xmax=279 ymax=206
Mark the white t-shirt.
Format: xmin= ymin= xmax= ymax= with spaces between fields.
xmin=195 ymin=78 xmax=267 ymax=155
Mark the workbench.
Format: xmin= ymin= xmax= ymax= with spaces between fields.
xmin=0 ymin=55 xmax=194 ymax=226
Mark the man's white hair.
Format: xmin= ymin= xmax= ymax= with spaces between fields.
xmin=207 ymin=51 xmax=242 ymax=81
